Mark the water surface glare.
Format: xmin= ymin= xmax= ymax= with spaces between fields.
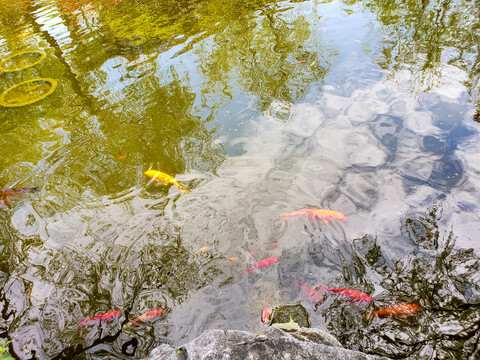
xmin=0 ymin=0 xmax=479 ymax=359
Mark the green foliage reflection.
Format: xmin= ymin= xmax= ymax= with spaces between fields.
xmin=358 ymin=0 xmax=480 ymax=102
xmin=326 ymin=203 xmax=480 ymax=359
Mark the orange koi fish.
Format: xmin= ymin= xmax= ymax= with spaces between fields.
xmin=315 ymin=286 xmax=372 ymax=304
xmin=281 ymin=209 xmax=346 ymax=223
xmin=78 ymin=310 xmax=121 ymax=330
xmin=144 ymin=170 xmax=189 ymax=194
xmin=243 ymin=257 xmax=279 ymax=275
xmin=294 ymin=278 xmax=323 ymax=304
xmin=262 ymin=307 xmax=271 ymax=324
xmin=368 ymin=303 xmax=422 ymax=319
xmin=269 ymin=241 xmax=280 ymax=249
xmin=194 ymin=246 xmax=207 ymax=254
xmin=0 ymin=187 xmax=37 ymax=197
xmin=125 ymin=309 xmax=164 ymax=329
xmin=227 ymin=257 xmax=238 ymax=262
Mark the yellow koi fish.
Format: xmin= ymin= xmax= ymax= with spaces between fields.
xmin=144 ymin=170 xmax=189 ymax=194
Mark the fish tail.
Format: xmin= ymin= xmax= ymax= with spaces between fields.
xmin=23 ymin=187 xmax=38 ymax=193
xmin=77 ymin=321 xmax=87 ymax=332
xmin=178 ymin=186 xmax=189 ymax=194
xmin=280 ymin=214 xmax=290 ymax=220
xmin=367 ymin=312 xmax=374 ymax=320
xmin=243 ymin=269 xmax=250 ymax=275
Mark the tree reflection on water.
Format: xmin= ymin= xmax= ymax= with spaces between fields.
xmin=325 ymin=203 xmax=480 ymax=359
xmin=0 ymin=0 xmax=480 ymax=359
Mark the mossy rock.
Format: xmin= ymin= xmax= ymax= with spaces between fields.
xmin=0 ymin=51 xmax=46 ymax=72
xmin=268 ymin=303 xmax=310 ymax=331
xmin=0 ymin=78 xmax=57 ymax=107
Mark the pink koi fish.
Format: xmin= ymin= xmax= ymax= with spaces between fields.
xmin=243 ymin=257 xmax=279 ymax=275
xmin=262 ymin=307 xmax=271 ymax=324
xmin=78 ymin=310 xmax=121 ymax=330
xmin=316 ymin=286 xmax=372 ymax=304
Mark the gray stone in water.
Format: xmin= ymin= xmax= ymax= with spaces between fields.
xmin=145 ymin=327 xmax=391 ymax=360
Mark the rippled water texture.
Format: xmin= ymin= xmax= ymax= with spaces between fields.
xmin=0 ymin=0 xmax=479 ymax=359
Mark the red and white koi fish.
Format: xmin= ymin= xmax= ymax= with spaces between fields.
xmin=315 ymin=286 xmax=372 ymax=304
xmin=0 ymin=187 xmax=37 ymax=197
xmin=262 ymin=307 xmax=271 ymax=324
xmin=294 ymin=278 xmax=323 ymax=304
xmin=281 ymin=209 xmax=346 ymax=223
xmin=243 ymin=257 xmax=279 ymax=275
xmin=368 ymin=303 xmax=422 ymax=319
xmin=126 ymin=309 xmax=164 ymax=328
xmin=78 ymin=310 xmax=121 ymax=330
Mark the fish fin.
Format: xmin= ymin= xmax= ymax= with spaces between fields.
xmin=77 ymin=322 xmax=86 ymax=332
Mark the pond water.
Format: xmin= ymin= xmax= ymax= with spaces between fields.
xmin=0 ymin=0 xmax=479 ymax=359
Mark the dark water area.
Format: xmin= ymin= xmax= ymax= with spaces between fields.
xmin=0 ymin=0 xmax=479 ymax=359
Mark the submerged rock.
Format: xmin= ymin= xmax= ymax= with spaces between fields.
xmin=145 ymin=327 xmax=390 ymax=360
xmin=268 ymin=303 xmax=310 ymax=329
